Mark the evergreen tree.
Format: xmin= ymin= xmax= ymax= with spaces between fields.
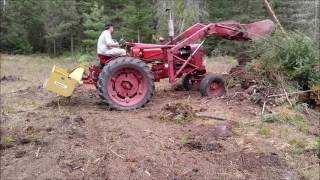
xmin=82 ymin=3 xmax=107 ymax=52
xmin=44 ymin=0 xmax=80 ymax=56
xmin=118 ymin=0 xmax=154 ymax=42
xmin=1 ymin=0 xmax=46 ymax=54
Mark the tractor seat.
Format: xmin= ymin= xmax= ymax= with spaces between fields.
xmin=97 ymin=54 xmax=112 ymax=60
xmin=97 ymin=54 xmax=113 ymax=65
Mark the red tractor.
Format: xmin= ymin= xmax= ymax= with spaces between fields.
xmin=45 ymin=19 xmax=275 ymax=110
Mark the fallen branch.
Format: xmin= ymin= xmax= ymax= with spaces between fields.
xmin=283 ymin=88 xmax=292 ymax=106
xmin=109 ymin=148 xmax=125 ymax=159
xmin=196 ymin=114 xmax=227 ymax=121
xmin=187 ymin=95 xmax=191 ymax=102
xmin=144 ymin=170 xmax=151 ymax=176
xmin=261 ymin=101 xmax=267 ymax=115
xmin=268 ymin=90 xmax=314 ymax=98
xmin=35 ymin=147 xmax=41 ymax=158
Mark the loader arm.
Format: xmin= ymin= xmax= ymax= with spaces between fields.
xmin=167 ymin=23 xmax=206 ymax=45
xmin=167 ymin=19 xmax=275 ymax=83
xmin=170 ymin=19 xmax=275 ymax=53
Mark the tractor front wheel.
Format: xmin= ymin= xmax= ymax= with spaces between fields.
xmin=182 ymin=74 xmax=193 ymax=91
xmin=199 ymin=74 xmax=225 ymax=97
xmin=97 ymin=57 xmax=154 ymax=110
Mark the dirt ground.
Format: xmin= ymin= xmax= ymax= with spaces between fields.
xmin=1 ymin=54 xmax=319 ymax=180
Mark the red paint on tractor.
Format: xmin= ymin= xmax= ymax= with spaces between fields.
xmin=209 ymin=82 xmax=223 ymax=96
xmin=106 ymin=67 xmax=148 ymax=107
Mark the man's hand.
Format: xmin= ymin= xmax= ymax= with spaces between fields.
xmin=119 ymin=38 xmax=126 ymax=47
xmin=107 ymin=42 xmax=120 ymax=48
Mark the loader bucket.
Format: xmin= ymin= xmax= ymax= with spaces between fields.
xmin=43 ymin=65 xmax=85 ymax=97
xmin=244 ymin=19 xmax=275 ymax=40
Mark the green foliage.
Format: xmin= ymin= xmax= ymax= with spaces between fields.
xmin=1 ymin=0 xmax=45 ymax=53
xmin=77 ymin=54 xmax=95 ymax=63
xmin=174 ymin=113 xmax=193 ymax=123
xmin=316 ymin=137 xmax=320 ymax=159
xmin=262 ymin=112 xmax=306 ymax=131
xmin=279 ymin=128 xmax=289 ymax=138
xmin=179 ymin=134 xmax=189 ymax=145
xmin=117 ymin=0 xmax=154 ymax=42
xmin=1 ymin=105 xmax=16 ymax=114
xmin=250 ymin=31 xmax=320 ymax=89
xmin=289 ymin=138 xmax=307 ymax=155
xmin=44 ymin=0 xmax=81 ymax=55
xmin=258 ymin=127 xmax=272 ymax=138
xmin=82 ymin=3 xmax=106 ymax=52
xmin=3 ymin=135 xmax=14 ymax=144
xmin=262 ymin=114 xmax=279 ymax=123
xmin=1 ymin=0 xmax=83 ymax=55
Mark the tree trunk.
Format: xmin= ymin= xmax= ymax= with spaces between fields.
xmin=315 ymin=0 xmax=320 ymax=50
xmin=3 ymin=0 xmax=6 ymax=12
xmin=71 ymin=34 xmax=74 ymax=57
xmin=53 ymin=39 xmax=56 ymax=57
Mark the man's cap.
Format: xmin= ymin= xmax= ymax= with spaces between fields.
xmin=105 ymin=22 xmax=113 ymax=29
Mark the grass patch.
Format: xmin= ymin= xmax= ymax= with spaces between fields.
xmin=279 ymin=128 xmax=289 ymax=139
xmin=1 ymin=105 xmax=16 ymax=114
xmin=258 ymin=127 xmax=272 ymax=138
xmin=174 ymin=113 xmax=193 ymax=123
xmin=300 ymin=165 xmax=320 ymax=180
xmin=2 ymin=53 xmax=95 ymax=67
xmin=316 ymin=137 xmax=320 ymax=159
xmin=160 ymin=103 xmax=194 ymax=123
xmin=227 ymin=56 xmax=238 ymax=64
xmin=288 ymin=138 xmax=307 ymax=155
xmin=290 ymin=102 xmax=308 ymax=112
xmin=179 ymin=134 xmax=189 ymax=145
xmin=262 ymin=111 xmax=306 ymax=131
xmin=3 ymin=135 xmax=15 ymax=144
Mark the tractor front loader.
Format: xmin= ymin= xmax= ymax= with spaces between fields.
xmin=44 ymin=19 xmax=275 ymax=110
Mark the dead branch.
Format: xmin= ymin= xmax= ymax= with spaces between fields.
xmin=196 ymin=114 xmax=227 ymax=121
xmin=109 ymin=148 xmax=125 ymax=159
xmin=263 ymin=0 xmax=286 ymax=34
xmin=261 ymin=101 xmax=267 ymax=115
xmin=268 ymin=90 xmax=314 ymax=98
xmin=35 ymin=147 xmax=41 ymax=158
xmin=144 ymin=170 xmax=151 ymax=176
xmin=283 ymin=87 xmax=292 ymax=106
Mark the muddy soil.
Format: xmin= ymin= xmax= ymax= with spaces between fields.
xmin=1 ymin=55 xmax=318 ymax=180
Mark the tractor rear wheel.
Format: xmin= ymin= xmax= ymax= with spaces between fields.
xmin=199 ymin=74 xmax=225 ymax=97
xmin=97 ymin=57 xmax=154 ymax=110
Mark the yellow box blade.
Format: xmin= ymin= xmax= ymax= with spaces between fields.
xmin=69 ymin=66 xmax=85 ymax=83
xmin=44 ymin=65 xmax=76 ymax=97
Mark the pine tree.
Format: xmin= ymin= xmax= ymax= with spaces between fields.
xmin=82 ymin=3 xmax=107 ymax=52
xmin=1 ymin=0 xmax=46 ymax=54
xmin=118 ymin=0 xmax=154 ymax=42
xmin=44 ymin=0 xmax=80 ymax=56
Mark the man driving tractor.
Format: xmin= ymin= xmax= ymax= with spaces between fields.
xmin=97 ymin=22 xmax=126 ymax=56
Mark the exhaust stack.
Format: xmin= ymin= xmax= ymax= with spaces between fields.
xmin=166 ymin=8 xmax=174 ymax=40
